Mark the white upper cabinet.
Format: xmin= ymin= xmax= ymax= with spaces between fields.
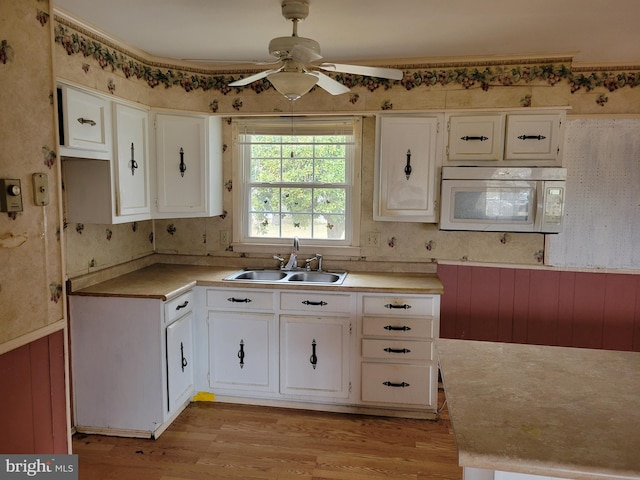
xmin=113 ymin=102 xmax=150 ymax=218
xmin=504 ymin=113 xmax=562 ymax=161
xmin=446 ymin=113 xmax=505 ymax=162
xmin=61 ymin=89 xmax=151 ymax=224
xmin=445 ymin=109 xmax=566 ymax=166
xmin=374 ymin=115 xmax=443 ymax=223
xmin=58 ymin=84 xmax=112 ymax=160
xmin=153 ymin=112 xmax=223 ymax=218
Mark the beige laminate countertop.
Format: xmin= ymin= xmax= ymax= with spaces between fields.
xmin=437 ymin=339 xmax=640 ymax=480
xmin=70 ymin=263 xmax=444 ymax=299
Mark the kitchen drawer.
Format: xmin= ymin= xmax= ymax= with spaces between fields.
xmin=165 ymin=290 xmax=193 ymax=324
xmin=361 ymin=362 xmax=434 ymax=406
xmin=361 ymin=339 xmax=433 ymax=361
xmin=206 ymin=288 xmax=274 ymax=311
xmin=280 ymin=291 xmax=352 ymax=314
xmin=362 ymin=295 xmax=437 ymax=317
xmin=362 ymin=316 xmax=434 ymax=339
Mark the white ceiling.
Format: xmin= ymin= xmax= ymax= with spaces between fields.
xmin=53 ymin=0 xmax=640 ymax=67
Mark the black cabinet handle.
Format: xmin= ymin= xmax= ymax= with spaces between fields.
xmin=227 ymin=297 xmax=252 ymax=303
xmin=238 ymin=339 xmax=245 ymax=369
xmin=384 ymin=347 xmax=411 ymax=354
xmin=383 ymin=381 xmax=410 ymax=388
xmin=77 ymin=117 xmax=96 ymax=126
xmin=384 ymin=303 xmax=412 ymax=310
xmin=384 ymin=325 xmax=412 ymax=332
xmin=517 ymin=134 xmax=546 ymax=140
xmin=130 ymin=142 xmax=138 ymax=175
xmin=302 ymin=300 xmax=327 ymax=306
xmin=460 ymin=135 xmax=489 ymax=141
xmin=175 ymin=301 xmax=189 ymax=310
xmin=180 ymin=342 xmax=188 ymax=372
xmin=179 ymin=147 xmax=186 ymax=177
xmin=404 ymin=149 xmax=412 ymax=180
xmin=310 ymin=339 xmax=318 ymax=369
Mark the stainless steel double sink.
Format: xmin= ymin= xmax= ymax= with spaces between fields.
xmin=224 ymin=268 xmax=348 ymax=285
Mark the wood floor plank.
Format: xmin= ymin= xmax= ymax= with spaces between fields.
xmin=73 ymin=393 xmax=462 ymax=480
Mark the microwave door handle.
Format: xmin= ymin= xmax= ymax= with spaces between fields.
xmin=535 ymin=181 xmax=544 ymax=232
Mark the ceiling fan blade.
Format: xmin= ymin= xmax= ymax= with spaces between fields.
xmin=318 ymin=63 xmax=403 ymax=80
xmin=312 ymin=71 xmax=350 ymax=96
xmin=289 ymin=44 xmax=323 ymax=64
xmin=228 ymin=68 xmax=282 ymax=86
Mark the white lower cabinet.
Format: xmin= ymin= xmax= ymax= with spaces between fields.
xmin=208 ymin=311 xmax=276 ymax=393
xmin=69 ymin=290 xmax=194 ymax=438
xmin=359 ymin=293 xmax=440 ymax=412
xmin=280 ymin=315 xmax=351 ymax=400
xmin=200 ymin=286 xmax=440 ymax=417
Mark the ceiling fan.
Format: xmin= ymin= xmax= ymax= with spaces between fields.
xmin=227 ymin=0 xmax=403 ymax=100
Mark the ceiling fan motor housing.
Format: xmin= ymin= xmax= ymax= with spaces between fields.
xmin=281 ymin=0 xmax=310 ymax=21
xmin=269 ymin=36 xmax=321 ymax=59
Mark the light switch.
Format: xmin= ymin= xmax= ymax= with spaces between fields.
xmin=0 ymin=179 xmax=23 ymax=212
xmin=33 ymin=173 xmax=49 ymax=206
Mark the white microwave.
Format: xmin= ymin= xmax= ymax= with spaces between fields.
xmin=439 ymin=167 xmax=567 ymax=233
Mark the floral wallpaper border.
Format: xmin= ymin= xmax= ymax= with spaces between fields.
xmin=54 ymin=18 xmax=640 ymax=102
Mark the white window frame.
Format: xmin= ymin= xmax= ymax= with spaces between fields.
xmin=232 ymin=116 xmax=362 ymax=256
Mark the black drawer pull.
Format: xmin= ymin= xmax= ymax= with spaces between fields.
xmin=384 ymin=347 xmax=411 ymax=354
xmin=227 ymin=297 xmax=252 ymax=303
xmin=175 ymin=301 xmax=189 ymax=310
xmin=383 ymin=381 xmax=410 ymax=388
xmin=384 ymin=325 xmax=411 ymax=332
xmin=384 ymin=303 xmax=412 ymax=310
xmin=302 ymin=300 xmax=327 ymax=306
xmin=517 ymin=134 xmax=546 ymax=141
xmin=460 ymin=135 xmax=489 ymax=141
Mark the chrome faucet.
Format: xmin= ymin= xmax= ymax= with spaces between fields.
xmin=283 ymin=236 xmax=299 ymax=270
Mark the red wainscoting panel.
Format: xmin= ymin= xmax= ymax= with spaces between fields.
xmin=437 ymin=264 xmax=640 ymax=352
xmin=0 ymin=330 xmax=68 ymax=453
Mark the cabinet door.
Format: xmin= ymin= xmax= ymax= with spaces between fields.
xmin=114 ymin=103 xmax=150 ymax=218
xmin=374 ymin=115 xmax=441 ymax=222
xmin=208 ymin=311 xmax=276 ymax=393
xmin=60 ymin=85 xmax=111 ymax=159
xmin=280 ymin=315 xmax=350 ymax=399
xmin=504 ymin=113 xmax=561 ymax=162
xmin=155 ymin=113 xmax=208 ymax=216
xmin=446 ymin=113 xmax=505 ymax=162
xmin=166 ymin=312 xmax=194 ymax=414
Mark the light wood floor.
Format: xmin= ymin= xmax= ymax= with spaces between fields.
xmin=72 ymin=391 xmax=462 ymax=480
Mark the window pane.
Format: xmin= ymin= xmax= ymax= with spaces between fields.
xmin=249 ymin=213 xmax=281 ymax=237
xmin=250 ymin=187 xmax=280 ymax=212
xmin=282 ymin=188 xmax=312 ymax=213
xmin=282 ymin=213 xmax=312 ymax=238
xmin=315 ymin=158 xmax=346 ymax=183
xmin=313 ymin=214 xmax=345 ymax=240
xmin=314 ymin=188 xmax=346 ymax=214
xmin=282 ymin=158 xmax=313 ymax=182
xmin=251 ymin=158 xmax=281 ymax=182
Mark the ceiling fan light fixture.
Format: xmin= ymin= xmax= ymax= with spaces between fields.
xmin=267 ymin=71 xmax=318 ymax=101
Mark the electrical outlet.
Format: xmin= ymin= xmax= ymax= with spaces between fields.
xmin=220 ymin=230 xmax=229 ymax=245
xmin=366 ymin=232 xmax=380 ymax=247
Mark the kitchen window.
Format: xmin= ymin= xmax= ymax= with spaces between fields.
xmin=232 ymin=117 xmax=362 ymax=253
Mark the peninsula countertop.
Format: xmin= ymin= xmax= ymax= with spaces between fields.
xmin=437 ymin=339 xmax=640 ymax=480
xmin=69 ymin=263 xmax=444 ymax=299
